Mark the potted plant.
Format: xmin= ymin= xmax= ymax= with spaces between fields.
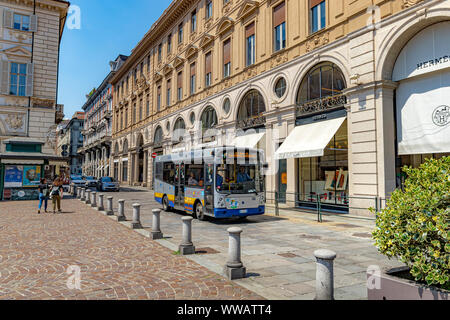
xmin=369 ymin=157 xmax=449 ymax=300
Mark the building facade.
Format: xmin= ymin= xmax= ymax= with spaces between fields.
xmin=79 ymin=55 xmax=128 ymax=178
xmin=56 ymin=111 xmax=84 ymax=175
xmin=110 ymin=0 xmax=449 ymax=215
xmin=0 ymin=0 xmax=69 ymax=200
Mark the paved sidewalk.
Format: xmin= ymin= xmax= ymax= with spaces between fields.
xmin=0 ymin=199 xmax=262 ymax=300
xmin=102 ymin=187 xmax=404 ymax=300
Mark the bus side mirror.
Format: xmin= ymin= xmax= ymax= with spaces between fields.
xmin=263 ymin=163 xmax=269 ymax=169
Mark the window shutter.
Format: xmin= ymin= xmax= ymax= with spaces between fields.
xmin=223 ymin=39 xmax=231 ymax=65
xmin=3 ymin=10 xmax=13 ymax=28
xmin=205 ymin=52 xmax=212 ymax=75
xmin=26 ymin=63 xmax=34 ymax=97
xmin=177 ymin=71 xmax=183 ymax=88
xmin=29 ymin=14 xmax=38 ymax=32
xmin=273 ymin=2 xmax=286 ymax=27
xmin=190 ymin=63 xmax=196 ymax=76
xmin=0 ymin=61 xmax=10 ymax=95
xmin=310 ymin=0 xmax=324 ymax=9
xmin=245 ymin=22 xmax=255 ymax=39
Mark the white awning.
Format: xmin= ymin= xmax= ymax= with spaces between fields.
xmin=233 ymin=132 xmax=265 ymax=148
xmin=275 ymin=117 xmax=346 ymax=160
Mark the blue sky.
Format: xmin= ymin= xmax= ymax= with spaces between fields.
xmin=58 ymin=0 xmax=172 ymax=118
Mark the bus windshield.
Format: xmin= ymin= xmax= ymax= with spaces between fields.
xmin=216 ymin=164 xmax=264 ymax=194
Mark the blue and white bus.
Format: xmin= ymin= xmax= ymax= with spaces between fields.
xmin=154 ymin=147 xmax=266 ymax=220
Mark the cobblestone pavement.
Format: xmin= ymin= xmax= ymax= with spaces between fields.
xmin=103 ymin=186 xmax=404 ymax=300
xmin=0 ymin=198 xmax=262 ymax=300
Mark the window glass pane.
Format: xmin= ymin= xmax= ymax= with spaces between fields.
xmin=281 ymin=23 xmax=286 ymax=49
xmin=19 ymin=75 xmax=26 ymax=86
xmin=19 ymin=85 xmax=26 ymax=96
xmin=320 ymin=65 xmax=333 ymax=98
xmin=312 ymin=6 xmax=318 ymax=33
xmin=309 ymin=68 xmax=321 ymax=100
xmin=10 ymin=84 xmax=17 ymax=95
xmin=320 ymin=2 xmax=326 ymax=29
xmin=19 ymin=63 xmax=27 ymax=74
xmin=11 ymin=63 xmax=18 ymax=74
xmin=13 ymin=14 xmax=21 ymax=29
xmin=274 ymin=25 xmax=280 ymax=51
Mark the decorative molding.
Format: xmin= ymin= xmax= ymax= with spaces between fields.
xmin=296 ymin=94 xmax=347 ymax=117
xmin=198 ymin=33 xmax=215 ymax=49
xmin=216 ymin=17 xmax=234 ymax=37
xmin=185 ymin=44 xmax=198 ymax=60
xmin=402 ymin=0 xmax=424 ymax=9
xmin=173 ymin=55 xmax=185 ymax=69
xmin=306 ymin=32 xmax=330 ymax=52
xmin=237 ymin=0 xmax=259 ymax=21
xmin=31 ymin=98 xmax=55 ymax=108
xmin=270 ymin=50 xmax=288 ymax=68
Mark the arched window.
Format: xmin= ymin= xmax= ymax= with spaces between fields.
xmin=201 ymin=106 xmax=218 ymax=142
xmin=296 ymin=62 xmax=346 ymax=106
xmin=154 ymin=126 xmax=163 ymax=145
xmin=122 ymin=139 xmax=128 ymax=154
xmin=173 ymin=117 xmax=186 ymax=143
xmin=237 ymin=89 xmax=266 ymax=129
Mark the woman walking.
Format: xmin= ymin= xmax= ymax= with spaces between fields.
xmin=38 ymin=178 xmax=49 ymax=214
xmin=50 ymin=176 xmax=64 ymax=214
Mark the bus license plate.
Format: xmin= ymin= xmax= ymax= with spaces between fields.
xmin=240 ymin=210 xmax=248 ymax=214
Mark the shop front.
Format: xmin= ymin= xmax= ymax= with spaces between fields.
xmin=275 ymin=62 xmax=349 ymax=212
xmin=393 ymin=21 xmax=450 ymax=185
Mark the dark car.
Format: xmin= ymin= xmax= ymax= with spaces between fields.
xmin=85 ymin=176 xmax=97 ymax=188
xmin=96 ymin=177 xmax=120 ymax=192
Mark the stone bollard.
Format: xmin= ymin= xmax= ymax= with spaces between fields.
xmin=314 ymin=249 xmax=337 ymax=300
xmin=150 ymin=209 xmax=163 ymax=240
xmin=80 ymin=188 xmax=85 ymax=201
xmin=75 ymin=187 xmax=79 ymax=199
xmin=97 ymin=194 xmax=105 ymax=211
xmin=106 ymin=196 xmax=114 ymax=215
xmin=179 ymin=217 xmax=195 ymax=255
xmin=131 ymin=204 xmax=143 ymax=229
xmin=117 ymin=199 xmax=126 ymax=221
xmin=90 ymin=191 xmax=97 ymax=208
xmin=224 ymin=227 xmax=246 ymax=280
xmin=85 ymin=189 xmax=91 ymax=205
xmin=69 ymin=184 xmax=73 ymax=195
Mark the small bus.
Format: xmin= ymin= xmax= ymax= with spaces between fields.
xmin=154 ymin=147 xmax=266 ymax=220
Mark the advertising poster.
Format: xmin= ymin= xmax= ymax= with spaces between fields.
xmin=4 ymin=165 xmax=23 ymax=188
xmin=23 ymin=166 xmax=41 ymax=187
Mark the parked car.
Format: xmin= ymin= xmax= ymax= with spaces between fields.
xmin=85 ymin=176 xmax=97 ymax=188
xmin=96 ymin=177 xmax=120 ymax=192
xmin=70 ymin=175 xmax=86 ymax=188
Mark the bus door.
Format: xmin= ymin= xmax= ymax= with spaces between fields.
xmin=177 ymin=164 xmax=185 ymax=207
xmin=204 ymin=163 xmax=214 ymax=214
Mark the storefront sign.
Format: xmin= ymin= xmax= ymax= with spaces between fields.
xmin=396 ymin=69 xmax=450 ymax=155
xmin=393 ymin=22 xmax=450 ymax=81
xmin=4 ymin=165 xmax=23 ymax=188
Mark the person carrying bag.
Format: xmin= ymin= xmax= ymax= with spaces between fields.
xmin=50 ymin=176 xmax=64 ymax=214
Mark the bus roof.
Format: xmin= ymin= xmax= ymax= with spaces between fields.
xmin=154 ymin=146 xmax=264 ymax=163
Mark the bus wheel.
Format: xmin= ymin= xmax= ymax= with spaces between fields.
xmin=163 ymin=196 xmax=171 ymax=212
xmin=195 ymin=202 xmax=206 ymax=221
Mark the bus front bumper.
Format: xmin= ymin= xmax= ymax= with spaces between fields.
xmin=213 ymin=206 xmax=265 ymax=218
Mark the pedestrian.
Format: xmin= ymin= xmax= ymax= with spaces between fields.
xmin=50 ymin=176 xmax=64 ymax=214
xmin=38 ymin=178 xmax=49 ymax=214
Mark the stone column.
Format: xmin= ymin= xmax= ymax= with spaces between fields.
xmin=224 ymin=227 xmax=246 ymax=280
xmin=117 ymin=199 xmax=126 ymax=221
xmin=131 ymin=203 xmax=143 ymax=229
xmin=150 ymin=209 xmax=163 ymax=240
xmin=314 ymin=249 xmax=337 ymax=300
xmin=179 ymin=217 xmax=195 ymax=255
xmin=91 ymin=191 xmax=97 ymax=208
xmin=85 ymin=189 xmax=91 ymax=205
xmin=106 ymin=196 xmax=114 ymax=215
xmin=97 ymin=194 xmax=104 ymax=211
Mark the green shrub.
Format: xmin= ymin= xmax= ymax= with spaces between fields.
xmin=372 ymin=157 xmax=449 ymax=290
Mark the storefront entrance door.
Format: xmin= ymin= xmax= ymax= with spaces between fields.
xmin=278 ymin=159 xmax=287 ymax=204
